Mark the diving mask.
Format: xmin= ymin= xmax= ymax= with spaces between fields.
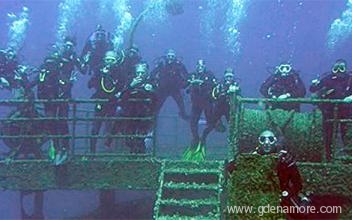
xmin=276 ymin=64 xmax=292 ymax=76
xmin=332 ymin=62 xmax=346 ymax=74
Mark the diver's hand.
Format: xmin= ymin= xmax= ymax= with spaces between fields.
xmin=102 ymin=66 xmax=110 ymax=74
xmin=130 ymin=77 xmax=142 ymax=88
xmin=188 ymin=79 xmax=204 ymax=85
xmin=311 ymin=79 xmax=320 ymax=85
xmin=70 ymin=71 xmax=78 ymax=82
xmin=114 ymin=92 xmax=122 ymax=99
xmin=0 ymin=77 xmax=10 ymax=88
xmin=228 ymin=84 xmax=239 ymax=93
xmin=83 ymin=53 xmax=90 ymax=64
xmin=344 ymin=95 xmax=352 ymax=102
xmin=278 ymin=93 xmax=291 ymax=99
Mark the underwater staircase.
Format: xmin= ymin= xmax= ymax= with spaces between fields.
xmin=153 ymin=160 xmax=225 ymax=220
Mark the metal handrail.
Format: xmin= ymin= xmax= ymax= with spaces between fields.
xmin=0 ymin=98 xmax=157 ymax=157
xmin=0 ymin=116 xmax=154 ymax=122
xmin=0 ymin=134 xmax=151 ymax=139
xmin=238 ymin=97 xmax=352 ymax=104
xmin=0 ymin=98 xmax=151 ymax=104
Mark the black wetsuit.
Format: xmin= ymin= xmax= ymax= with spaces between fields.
xmin=310 ymin=72 xmax=352 ymax=161
xmin=187 ymin=70 xmax=217 ymax=146
xmin=260 ymin=72 xmax=306 ymax=112
xmin=37 ymin=51 xmax=81 ymax=153
xmin=201 ymin=80 xmax=240 ymax=144
xmin=81 ymin=32 xmax=114 ymax=76
xmin=151 ymin=58 xmax=188 ymax=119
xmin=88 ymin=63 xmax=128 ymax=153
xmin=118 ymin=78 xmax=157 ymax=154
xmin=0 ymin=50 xmax=18 ymax=88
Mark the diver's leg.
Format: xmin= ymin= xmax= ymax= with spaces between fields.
xmin=172 ymin=90 xmax=189 ymax=120
xmin=32 ymin=191 xmax=44 ymax=219
xmin=103 ymin=103 xmax=117 ymax=149
xmin=201 ymin=104 xmax=222 ymax=145
xmin=136 ymin=137 xmax=146 ymax=154
xmin=44 ymin=103 xmax=59 ymax=150
xmin=59 ymin=103 xmax=70 ymax=151
xmin=20 ymin=191 xmax=31 ymax=219
xmin=190 ymin=104 xmax=202 ymax=147
xmin=99 ymin=190 xmax=115 ymax=218
xmin=90 ymin=110 xmax=103 ymax=153
xmin=155 ymin=89 xmax=169 ymax=116
xmin=225 ymin=103 xmax=230 ymax=122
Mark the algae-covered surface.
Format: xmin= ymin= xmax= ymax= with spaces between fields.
xmin=228 ymin=154 xmax=283 ymax=219
xmin=231 ymin=108 xmax=325 ymax=161
xmin=228 ymin=154 xmax=352 ymax=219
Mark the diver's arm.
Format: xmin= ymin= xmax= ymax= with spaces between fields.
xmin=260 ymin=75 xmax=275 ymax=98
xmin=178 ymin=62 xmax=189 ymax=82
xmin=292 ymin=74 xmax=306 ymax=98
xmin=73 ymin=53 xmax=85 ymax=74
xmin=309 ymin=74 xmax=328 ymax=93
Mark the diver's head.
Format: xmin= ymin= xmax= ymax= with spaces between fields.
xmin=275 ymin=63 xmax=292 ymax=77
xmin=43 ymin=52 xmax=59 ymax=69
xmin=224 ymin=68 xmax=235 ymax=84
xmin=5 ymin=48 xmax=17 ymax=61
xmin=128 ymin=44 xmax=139 ymax=58
xmin=332 ymin=59 xmax=347 ymax=75
xmin=257 ymin=130 xmax=278 ymax=155
xmin=103 ymin=50 xmax=118 ymax=66
xmin=63 ymin=36 xmax=76 ymax=52
xmin=166 ymin=49 xmax=176 ymax=64
xmin=94 ymin=25 xmax=107 ymax=42
xmin=135 ymin=62 xmax=149 ymax=80
xmin=96 ymin=24 xmax=103 ymax=31
xmin=196 ymin=59 xmax=206 ymax=73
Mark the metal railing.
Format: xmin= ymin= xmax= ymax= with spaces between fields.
xmin=0 ymin=98 xmax=156 ymax=157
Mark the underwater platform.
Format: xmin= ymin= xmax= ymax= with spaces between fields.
xmin=1 ymin=97 xmax=352 ymax=219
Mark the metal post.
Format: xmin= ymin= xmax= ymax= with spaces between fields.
xmin=331 ymin=104 xmax=338 ymax=163
xmin=175 ymin=114 xmax=179 ymax=150
xmin=229 ymin=94 xmax=241 ymax=160
xmin=85 ymin=111 xmax=90 ymax=149
xmin=71 ymin=103 xmax=77 ymax=156
xmin=152 ymin=115 xmax=157 ymax=157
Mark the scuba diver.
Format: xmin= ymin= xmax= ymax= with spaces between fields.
xmin=260 ymin=63 xmax=306 ymax=112
xmin=151 ymin=49 xmax=189 ymax=120
xmin=117 ymin=62 xmax=157 ymax=154
xmin=81 ymin=25 xmax=115 ymax=76
xmin=0 ymin=57 xmax=45 ymax=220
xmin=121 ymin=44 xmax=142 ymax=81
xmin=310 ymin=59 xmax=352 ymax=161
xmin=183 ymin=59 xmax=217 ymax=160
xmin=252 ymin=130 xmax=309 ymax=219
xmin=37 ymin=36 xmax=83 ymax=165
xmin=37 ymin=52 xmax=65 ymax=164
xmin=0 ymin=48 xmax=18 ymax=89
xmin=200 ymin=68 xmax=240 ymax=145
xmin=89 ymin=50 xmax=127 ymax=153
xmin=1 ymin=63 xmax=44 ymax=158
xmin=227 ymin=130 xmax=306 ymax=209
xmin=225 ymin=129 xmax=348 ymax=219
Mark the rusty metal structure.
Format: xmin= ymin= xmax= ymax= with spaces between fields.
xmin=0 ymin=97 xmax=351 ymax=219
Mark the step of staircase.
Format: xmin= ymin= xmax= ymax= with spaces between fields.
xmin=153 ymin=160 xmax=225 ymax=220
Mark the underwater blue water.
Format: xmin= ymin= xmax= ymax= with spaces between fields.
xmin=1 ymin=0 xmax=351 ymax=98
xmin=1 ymin=0 xmax=352 ymax=219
